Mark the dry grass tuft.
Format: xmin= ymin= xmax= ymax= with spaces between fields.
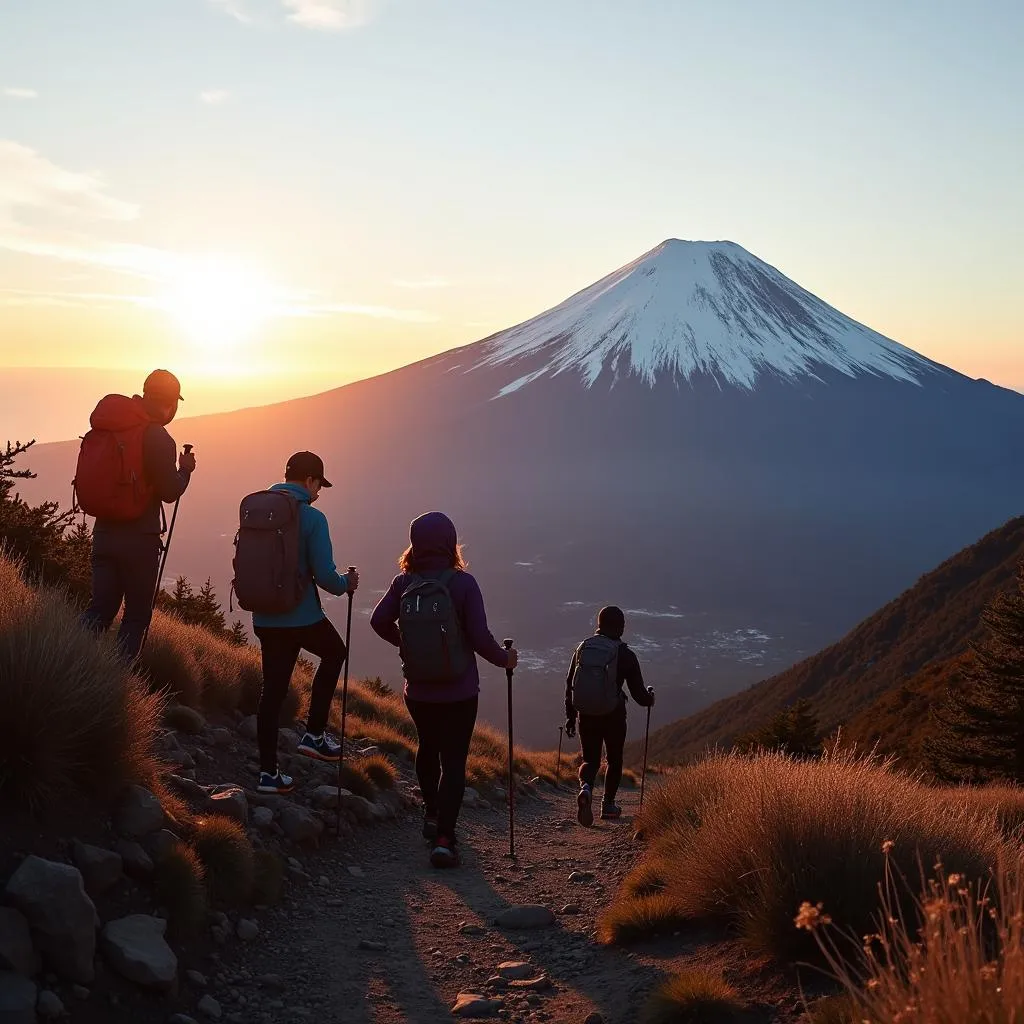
xmin=192 ymin=815 xmax=254 ymax=906
xmin=337 ymin=762 xmax=376 ymax=801
xmin=642 ymin=969 xmax=747 ymax=1024
xmin=155 ymin=841 xmax=207 ymax=936
xmin=801 ymin=995 xmax=857 ymax=1024
xmin=359 ymin=753 xmax=398 ymax=790
xmin=598 ymin=893 xmax=690 ymax=944
xmin=800 ymin=854 xmax=1024 ymax=1024
xmin=604 ymin=748 xmax=1008 ymax=966
xmin=0 ymin=554 xmax=163 ymax=813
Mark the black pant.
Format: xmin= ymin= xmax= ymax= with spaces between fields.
xmin=80 ymin=531 xmax=162 ymax=663
xmin=578 ymin=703 xmax=628 ymax=805
xmin=254 ymin=617 xmax=347 ymax=773
xmin=405 ymin=696 xmax=478 ymax=842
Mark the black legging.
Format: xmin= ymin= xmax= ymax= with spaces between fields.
xmin=578 ymin=702 xmax=628 ymax=804
xmin=254 ymin=617 xmax=347 ymax=773
xmin=405 ymin=696 xmax=478 ymax=842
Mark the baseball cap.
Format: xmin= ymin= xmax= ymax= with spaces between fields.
xmin=143 ymin=369 xmax=184 ymax=402
xmin=285 ymin=451 xmax=333 ymax=488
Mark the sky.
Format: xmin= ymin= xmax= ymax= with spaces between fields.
xmin=0 ymin=0 xmax=1022 ymax=420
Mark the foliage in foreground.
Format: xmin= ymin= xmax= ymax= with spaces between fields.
xmin=642 ymin=968 xmax=747 ymax=1024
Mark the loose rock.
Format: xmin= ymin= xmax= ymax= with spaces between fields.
xmin=583 ymin=1015 xmax=605 ymax=1024
xmin=37 ymin=989 xmax=65 ymax=1018
xmin=186 ymin=970 xmax=208 ymax=987
xmin=168 ymin=1016 xmax=201 ymax=1024
xmin=205 ymin=785 xmax=248 ymax=824
xmin=167 ymin=705 xmax=206 ymax=734
xmin=452 ymin=992 xmax=503 ymax=1018
xmin=236 ymin=919 xmax=259 ymax=942
xmin=568 ymin=871 xmax=594 ymax=884
xmin=238 ymin=715 xmax=259 ymax=740
xmin=279 ymin=806 xmax=324 ymax=844
xmin=114 ymin=785 xmax=165 ymax=838
xmin=209 ymin=727 xmax=234 ymax=749
xmin=71 ymin=841 xmax=124 ymax=895
xmin=5 ymin=856 xmax=97 ymax=983
xmin=115 ymin=840 xmax=154 ymax=879
xmin=0 ymin=908 xmax=38 ymax=977
xmin=496 ymin=962 xmax=535 ymax=980
xmin=0 ymin=971 xmax=36 ymax=1024
xmin=459 ymin=923 xmax=485 ymax=936
xmin=101 ymin=915 xmax=178 ymax=991
xmin=198 ymin=994 xmax=223 ymax=1019
xmin=358 ymin=940 xmax=387 ymax=952
xmin=251 ymin=807 xmax=274 ymax=831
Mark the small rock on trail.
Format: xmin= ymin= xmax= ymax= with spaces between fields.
xmin=494 ymin=905 xmax=556 ymax=930
xmin=452 ymin=992 xmax=504 ymax=1018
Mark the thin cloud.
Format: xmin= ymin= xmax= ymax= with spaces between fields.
xmin=208 ymin=0 xmax=252 ymax=23
xmin=0 ymin=288 xmax=152 ymax=309
xmin=3 ymin=87 xmax=37 ymax=100
xmin=289 ymin=300 xmax=439 ymax=323
xmin=392 ymin=276 xmax=451 ymax=290
xmin=200 ymin=89 xmax=231 ymax=105
xmin=283 ymin=0 xmax=374 ymax=30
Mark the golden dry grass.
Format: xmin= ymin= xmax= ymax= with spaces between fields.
xmin=602 ymin=748 xmax=1010 ymax=966
xmin=191 ymin=815 xmax=254 ymax=907
xmin=155 ymin=841 xmax=207 ymax=936
xmin=359 ymin=753 xmax=398 ymax=790
xmin=0 ymin=553 xmax=164 ymax=812
xmin=642 ymin=969 xmax=747 ymax=1024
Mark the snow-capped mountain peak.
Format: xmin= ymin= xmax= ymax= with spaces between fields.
xmin=474 ymin=239 xmax=939 ymax=395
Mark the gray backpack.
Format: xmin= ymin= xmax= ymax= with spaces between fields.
xmin=398 ymin=570 xmax=472 ymax=684
xmin=570 ymin=636 xmax=622 ymax=715
xmin=231 ymin=490 xmax=309 ymax=614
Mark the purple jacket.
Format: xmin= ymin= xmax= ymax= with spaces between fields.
xmin=370 ymin=512 xmax=511 ymax=702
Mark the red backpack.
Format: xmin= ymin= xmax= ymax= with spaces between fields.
xmin=74 ymin=395 xmax=154 ymax=521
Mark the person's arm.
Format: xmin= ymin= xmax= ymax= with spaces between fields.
xmin=620 ymin=645 xmax=653 ymax=705
xmin=143 ymin=425 xmax=190 ymax=503
xmin=370 ymin=577 xmax=403 ymax=648
xmin=460 ymin=574 xmax=512 ymax=669
xmin=565 ymin=649 xmax=579 ymax=721
xmin=306 ymin=510 xmax=350 ymax=597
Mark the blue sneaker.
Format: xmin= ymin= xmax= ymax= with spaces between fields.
xmin=577 ymin=784 xmax=594 ymax=828
xmin=257 ymin=770 xmax=294 ymax=794
xmin=297 ymin=732 xmax=342 ymax=763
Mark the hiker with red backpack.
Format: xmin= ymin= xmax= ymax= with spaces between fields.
xmin=78 ymin=370 xmax=195 ymax=662
xmin=565 ymin=606 xmax=655 ymax=825
xmin=231 ymin=452 xmax=359 ymax=795
xmin=370 ymin=512 xmax=518 ymax=869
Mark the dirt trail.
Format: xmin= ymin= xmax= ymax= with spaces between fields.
xmin=202 ymin=783 xmax=801 ymax=1024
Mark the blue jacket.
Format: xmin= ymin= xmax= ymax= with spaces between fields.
xmin=251 ymin=482 xmax=350 ymax=630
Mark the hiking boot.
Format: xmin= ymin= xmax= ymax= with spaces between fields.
xmin=601 ymin=802 xmax=623 ymax=820
xmin=422 ymin=815 xmax=439 ymax=842
xmin=257 ymin=770 xmax=294 ymax=795
xmin=297 ymin=732 xmax=342 ymax=763
xmin=429 ymin=836 xmax=460 ymax=869
xmin=577 ymin=784 xmax=594 ymax=828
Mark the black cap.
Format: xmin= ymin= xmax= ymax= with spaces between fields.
xmin=143 ymin=369 xmax=183 ymax=402
xmin=285 ymin=451 xmax=332 ymax=488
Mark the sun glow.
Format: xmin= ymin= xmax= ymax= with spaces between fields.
xmin=163 ymin=257 xmax=274 ymax=354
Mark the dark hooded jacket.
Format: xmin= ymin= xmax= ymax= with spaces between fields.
xmin=370 ymin=512 xmax=511 ymax=702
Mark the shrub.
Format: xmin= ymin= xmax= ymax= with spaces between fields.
xmin=359 ymin=754 xmax=397 ymax=790
xmin=0 ymin=556 xmax=162 ymax=813
xmin=337 ymin=762 xmax=376 ymax=801
xmin=154 ymin=842 xmax=207 ymax=936
xmin=642 ymin=970 xmax=747 ymax=1024
xmin=803 ymin=855 xmax=1024 ymax=1024
xmin=603 ymin=749 xmax=1006 ymax=966
xmin=192 ymin=816 xmax=254 ymax=906
xmin=598 ymin=893 xmax=690 ymax=944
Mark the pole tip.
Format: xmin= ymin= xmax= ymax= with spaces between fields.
xmin=347 ymin=566 xmax=357 ymax=573
xmin=502 ymin=638 xmax=514 ymax=649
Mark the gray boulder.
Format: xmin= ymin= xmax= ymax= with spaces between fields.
xmin=197 ymin=994 xmax=222 ymax=1019
xmin=36 ymin=989 xmax=65 ymax=1019
xmin=493 ymin=905 xmax=555 ymax=930
xmin=204 ymin=785 xmax=247 ymax=824
xmin=5 ymin=856 xmax=97 ymax=983
xmin=114 ymin=840 xmax=154 ymax=880
xmin=114 ymin=785 xmax=164 ymax=838
xmin=238 ymin=715 xmax=258 ymax=740
xmin=71 ymin=841 xmax=123 ymax=895
xmin=166 ymin=705 xmax=205 ymax=734
xmin=251 ymin=807 xmax=274 ymax=831
xmin=0 ymin=972 xmax=36 ymax=1024
xmin=279 ymin=806 xmax=324 ymax=844
xmin=0 ymin=908 xmax=38 ymax=977
xmin=100 ymin=915 xmax=177 ymax=991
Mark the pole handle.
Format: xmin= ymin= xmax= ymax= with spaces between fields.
xmin=183 ymin=444 xmax=193 ymax=454
xmin=347 ymin=566 xmax=357 ymax=573
xmin=503 ymin=638 xmax=514 ymax=649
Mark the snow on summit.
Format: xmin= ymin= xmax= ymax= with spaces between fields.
xmin=476 ymin=239 xmax=939 ymax=394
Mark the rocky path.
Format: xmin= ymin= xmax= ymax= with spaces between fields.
xmin=201 ymin=784 xmax=680 ymax=1024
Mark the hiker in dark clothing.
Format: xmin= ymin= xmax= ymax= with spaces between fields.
xmin=370 ymin=511 xmax=517 ymax=868
xmin=250 ymin=452 xmax=359 ymax=795
xmin=80 ymin=370 xmax=195 ymax=662
xmin=565 ymin=606 xmax=654 ymax=826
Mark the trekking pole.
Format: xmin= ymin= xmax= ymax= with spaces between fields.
xmin=639 ymin=702 xmax=652 ymax=812
xmin=152 ymin=444 xmax=192 ymax=610
xmin=337 ymin=566 xmax=357 ymax=839
xmin=556 ymin=726 xmax=564 ymax=789
xmin=503 ymin=638 xmax=516 ymax=860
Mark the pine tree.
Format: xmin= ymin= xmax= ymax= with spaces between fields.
xmin=927 ymin=563 xmax=1024 ymax=783
xmin=228 ymin=621 xmax=248 ymax=647
xmin=735 ymin=698 xmax=823 ymax=758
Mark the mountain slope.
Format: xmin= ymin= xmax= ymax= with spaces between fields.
xmin=636 ymin=516 xmax=1024 ymax=765
xmin=16 ymin=240 xmax=1024 ymax=749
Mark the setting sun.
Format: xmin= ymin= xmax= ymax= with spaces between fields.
xmin=163 ymin=257 xmax=272 ymax=354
